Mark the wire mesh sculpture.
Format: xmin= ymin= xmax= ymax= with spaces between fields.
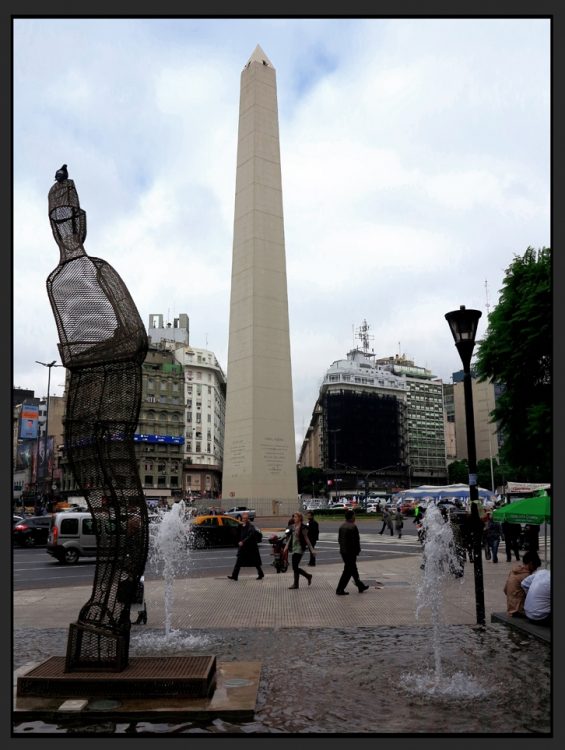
xmin=47 ymin=176 xmax=149 ymax=671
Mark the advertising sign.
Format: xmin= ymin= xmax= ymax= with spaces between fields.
xmin=37 ymin=437 xmax=53 ymax=481
xmin=16 ymin=441 xmax=35 ymax=469
xmin=134 ymin=434 xmax=185 ymax=444
xmin=19 ymin=405 xmax=39 ymax=439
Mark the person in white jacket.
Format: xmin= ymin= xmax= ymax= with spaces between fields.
xmin=521 ymin=568 xmax=551 ymax=625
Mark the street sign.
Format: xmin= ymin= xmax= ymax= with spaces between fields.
xmin=230 ymin=492 xmax=235 ymax=497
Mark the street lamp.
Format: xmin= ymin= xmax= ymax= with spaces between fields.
xmin=36 ymin=360 xmax=60 ymax=513
xmin=445 ymin=305 xmax=485 ymax=625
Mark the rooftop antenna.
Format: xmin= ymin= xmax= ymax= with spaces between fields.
xmin=485 ymin=278 xmax=491 ymax=319
xmin=355 ymin=319 xmax=374 ymax=355
xmin=167 ymin=308 xmax=170 ymax=326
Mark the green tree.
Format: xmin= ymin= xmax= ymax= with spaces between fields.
xmin=475 ymin=247 xmax=551 ymax=481
xmin=297 ymin=467 xmax=325 ymax=496
xmin=448 ymin=459 xmax=468 ymax=484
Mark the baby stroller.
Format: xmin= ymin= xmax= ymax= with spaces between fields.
xmin=268 ymin=532 xmax=289 ymax=573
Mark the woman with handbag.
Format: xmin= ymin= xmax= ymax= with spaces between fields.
xmin=284 ymin=512 xmax=316 ymax=589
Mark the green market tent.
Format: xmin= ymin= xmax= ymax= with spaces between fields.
xmin=492 ymin=496 xmax=551 ymax=525
xmin=493 ymin=496 xmax=551 ymax=568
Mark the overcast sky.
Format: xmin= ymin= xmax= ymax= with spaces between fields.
xmin=14 ymin=18 xmax=550 ymax=456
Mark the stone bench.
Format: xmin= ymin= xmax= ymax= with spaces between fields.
xmin=491 ymin=612 xmax=551 ymax=643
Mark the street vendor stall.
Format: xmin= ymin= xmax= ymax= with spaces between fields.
xmin=493 ymin=495 xmax=551 ymax=568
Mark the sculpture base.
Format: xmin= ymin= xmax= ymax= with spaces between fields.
xmin=14 ymin=660 xmax=260 ymax=724
xmin=65 ymin=622 xmax=129 ymax=672
xmin=17 ymin=655 xmax=216 ymax=699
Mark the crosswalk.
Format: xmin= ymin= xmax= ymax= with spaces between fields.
xmin=318 ymin=532 xmax=421 ymax=547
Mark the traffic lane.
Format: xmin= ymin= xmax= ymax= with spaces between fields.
xmin=13 ymin=537 xmax=423 ymax=589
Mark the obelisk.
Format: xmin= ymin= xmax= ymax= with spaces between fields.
xmin=222 ymin=45 xmax=298 ymax=517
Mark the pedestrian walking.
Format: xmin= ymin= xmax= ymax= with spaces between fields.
xmin=306 ymin=510 xmax=319 ymax=566
xmin=284 ymin=512 xmax=316 ymax=589
xmin=379 ymin=507 xmax=391 ymax=535
xmin=336 ymin=509 xmax=369 ymax=595
xmin=502 ymin=520 xmax=521 ymax=562
xmin=523 ymin=524 xmax=540 ymax=553
xmin=394 ymin=509 xmax=404 ymax=539
xmin=227 ymin=512 xmax=264 ymax=581
xmin=485 ymin=515 xmax=503 ymax=563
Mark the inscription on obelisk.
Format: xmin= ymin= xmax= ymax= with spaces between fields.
xmin=222 ymin=45 xmax=298 ymax=515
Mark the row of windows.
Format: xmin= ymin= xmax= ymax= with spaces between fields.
xmin=146 ymin=395 xmax=181 ymax=404
xmin=147 ymin=379 xmax=180 ymax=391
xmin=143 ymin=412 xmax=181 ymax=421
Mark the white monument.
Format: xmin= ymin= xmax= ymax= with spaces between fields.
xmin=222 ymin=45 xmax=298 ymax=516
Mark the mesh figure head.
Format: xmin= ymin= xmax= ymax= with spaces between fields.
xmin=48 ymin=179 xmax=87 ymax=260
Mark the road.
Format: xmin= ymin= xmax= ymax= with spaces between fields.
xmin=13 ymin=519 xmax=422 ymax=591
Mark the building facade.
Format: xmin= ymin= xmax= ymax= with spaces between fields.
xmin=299 ymin=348 xmax=409 ymax=495
xmin=376 ymin=355 xmax=448 ymax=486
xmin=452 ymin=370 xmax=504 ymax=463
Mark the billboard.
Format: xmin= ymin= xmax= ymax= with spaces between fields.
xmin=37 ymin=437 xmax=54 ymax=481
xmin=20 ymin=405 xmax=39 ymax=439
xmin=16 ymin=441 xmax=35 ymax=470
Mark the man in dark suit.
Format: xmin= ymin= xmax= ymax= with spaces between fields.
xmin=306 ymin=510 xmax=319 ymax=566
xmin=336 ymin=510 xmax=369 ymax=595
xmin=502 ymin=520 xmax=521 ymax=562
xmin=228 ymin=512 xmax=264 ymax=581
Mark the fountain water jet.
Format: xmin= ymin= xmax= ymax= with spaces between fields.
xmin=149 ymin=500 xmax=191 ymax=641
xmin=414 ymin=503 xmax=464 ymax=687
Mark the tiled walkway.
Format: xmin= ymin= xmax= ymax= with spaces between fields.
xmin=15 ymin=554 xmax=519 ymax=630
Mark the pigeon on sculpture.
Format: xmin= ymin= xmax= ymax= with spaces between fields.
xmin=54 ymin=164 xmax=68 ymax=183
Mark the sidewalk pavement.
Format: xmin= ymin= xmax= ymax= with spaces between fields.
xmin=15 ymin=553 xmax=518 ymax=632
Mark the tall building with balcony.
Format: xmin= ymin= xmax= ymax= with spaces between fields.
xmin=299 ymin=348 xmax=409 ymax=495
xmin=376 ymin=355 xmax=448 ymax=486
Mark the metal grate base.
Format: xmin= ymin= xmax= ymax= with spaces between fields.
xmin=17 ymin=656 xmax=216 ymax=699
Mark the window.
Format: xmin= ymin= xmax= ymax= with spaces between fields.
xmin=187 ymin=412 xmax=192 ymax=422
xmin=147 ymin=411 xmax=155 ymax=420
xmin=207 ymin=443 xmax=211 ymax=453
xmin=187 ymin=386 xmax=192 ymax=394
xmin=197 ymin=355 xmax=201 ymax=363
xmin=157 ymin=476 xmax=166 ymax=486
xmin=144 ymin=475 xmax=153 ymax=486
xmin=159 ymin=413 xmax=167 ymax=421
xmin=172 ymin=414 xmax=179 ymax=422
xmin=145 ymin=462 xmax=153 ymax=471
xmin=196 ymin=442 xmax=201 ymax=452
xmin=161 ymin=380 xmax=167 ymax=390
xmin=200 ymin=517 xmax=218 ymax=527
xmin=206 ymin=475 xmax=211 ymax=485
xmin=159 ymin=395 xmax=167 ymax=403
xmin=61 ymin=518 xmax=78 ymax=534
xmin=172 ymin=397 xmax=179 ymax=404
xmin=196 ymin=401 xmax=201 ymax=409
xmin=197 ymin=372 xmax=202 ymax=379
xmin=185 ymin=441 xmax=191 ymax=451
xmin=146 ymin=395 xmax=156 ymax=403
xmin=186 ymin=475 xmax=192 ymax=484
xmin=170 ymin=476 xmax=178 ymax=486
xmin=208 ymin=386 xmax=212 ymax=394
xmin=187 ymin=399 xmax=192 ymax=407
xmin=82 ymin=518 xmax=94 ymax=535
xmin=173 ymin=382 xmax=179 ymax=392
xmin=187 ymin=370 xmax=193 ymax=378
xmin=196 ymin=414 xmax=202 ymax=423
xmin=196 ymin=385 xmax=202 ymax=395
xmin=147 ymin=378 xmax=154 ymax=389
xmin=207 ymin=414 xmax=211 ymax=422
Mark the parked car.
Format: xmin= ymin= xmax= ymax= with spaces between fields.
xmin=46 ymin=511 xmax=97 ymax=564
xmin=366 ymin=503 xmax=380 ymax=514
xmin=328 ymin=503 xmax=351 ymax=512
xmin=13 ymin=515 xmax=24 ymax=526
xmin=224 ymin=506 xmax=256 ymax=521
xmin=188 ymin=514 xmax=262 ymax=549
xmin=13 ymin=516 xmax=52 ymax=548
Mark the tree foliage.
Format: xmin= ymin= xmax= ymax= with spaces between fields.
xmin=297 ymin=466 xmax=326 ymax=495
xmin=475 ymin=247 xmax=551 ymax=480
xmin=448 ymin=457 xmax=517 ymax=489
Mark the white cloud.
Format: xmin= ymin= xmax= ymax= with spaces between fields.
xmin=14 ymin=19 xmax=550 ymax=456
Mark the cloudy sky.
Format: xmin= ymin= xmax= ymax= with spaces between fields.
xmin=14 ymin=18 xmax=550 ymax=456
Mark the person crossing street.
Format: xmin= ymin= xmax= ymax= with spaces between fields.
xmin=336 ymin=510 xmax=369 ymax=595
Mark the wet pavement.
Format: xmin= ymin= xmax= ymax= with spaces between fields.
xmin=14 ymin=624 xmax=551 ymax=734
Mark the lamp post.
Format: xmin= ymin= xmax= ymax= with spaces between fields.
xmin=445 ymin=305 xmax=485 ymax=625
xmin=36 ymin=360 xmax=59 ymax=513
